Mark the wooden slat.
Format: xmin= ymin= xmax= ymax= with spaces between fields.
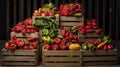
xmin=116 ymin=0 xmax=119 ymax=40
xmin=2 ymin=48 xmax=36 ymax=55
xmin=18 ymin=0 xmax=24 ymax=21
xmin=88 ymin=0 xmax=93 ymax=18
xmin=79 ymin=38 xmax=99 ymax=43
xmin=55 ymin=0 xmax=58 ymax=8
xmin=83 ymin=61 xmax=117 ymax=66
xmin=102 ymin=0 xmax=106 ymax=35
xmin=33 ymin=0 xmax=38 ymax=10
xmin=79 ymin=33 xmax=102 ymax=37
xmin=43 ymin=57 xmax=81 ymax=61
xmin=94 ymin=0 xmax=99 ymax=22
xmin=43 ymin=50 xmax=81 ymax=56
xmin=2 ymin=62 xmax=36 ymax=66
xmin=2 ymin=56 xmax=35 ymax=61
xmin=60 ymin=16 xmax=84 ymax=21
xmin=83 ymin=56 xmax=117 ymax=61
xmin=41 ymin=0 xmax=44 ymax=7
xmin=13 ymin=0 xmax=17 ymax=26
xmin=43 ymin=63 xmax=81 ymax=66
xmin=26 ymin=0 xmax=32 ymax=18
xmin=6 ymin=0 xmax=10 ymax=40
xmin=60 ymin=22 xmax=84 ymax=26
xmin=82 ymin=49 xmax=117 ymax=56
xmin=10 ymin=32 xmax=39 ymax=38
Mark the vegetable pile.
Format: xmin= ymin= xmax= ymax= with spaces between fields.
xmin=59 ymin=3 xmax=83 ymax=16
xmin=77 ymin=19 xmax=103 ymax=34
xmin=33 ymin=3 xmax=57 ymax=16
xmin=12 ymin=18 xmax=38 ymax=34
xmin=81 ymin=35 xmax=114 ymax=51
xmin=5 ymin=35 xmax=39 ymax=50
xmin=42 ymin=26 xmax=80 ymax=51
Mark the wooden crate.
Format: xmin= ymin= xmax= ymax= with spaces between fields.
xmin=1 ymin=48 xmax=39 ymax=66
xmin=42 ymin=50 xmax=82 ymax=66
xmin=60 ymin=16 xmax=84 ymax=26
xmin=32 ymin=16 xmax=59 ymax=22
xmin=79 ymin=33 xmax=103 ymax=44
xmin=81 ymin=49 xmax=118 ymax=66
xmin=10 ymin=32 xmax=39 ymax=38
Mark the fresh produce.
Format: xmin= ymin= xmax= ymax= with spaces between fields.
xmin=81 ymin=43 xmax=95 ymax=51
xmin=78 ymin=19 xmax=103 ymax=34
xmin=32 ymin=17 xmax=59 ymax=27
xmin=42 ymin=44 xmax=51 ymax=51
xmin=96 ymin=40 xmax=108 ymax=49
xmin=42 ymin=36 xmax=51 ymax=44
xmin=4 ymin=36 xmax=38 ymax=50
xmin=15 ymin=38 xmax=25 ymax=48
xmin=12 ymin=18 xmax=38 ymax=33
xmin=51 ymin=44 xmax=59 ymax=50
xmin=33 ymin=3 xmax=57 ymax=16
xmin=69 ymin=43 xmax=80 ymax=50
xmin=59 ymin=3 xmax=83 ymax=16
xmin=81 ymin=35 xmax=114 ymax=50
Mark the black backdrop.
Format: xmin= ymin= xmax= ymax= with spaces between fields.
xmin=0 ymin=0 xmax=120 ymax=41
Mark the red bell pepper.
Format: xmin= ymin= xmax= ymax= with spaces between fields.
xmin=54 ymin=37 xmax=61 ymax=44
xmin=107 ymin=44 xmax=114 ymax=50
xmin=59 ymin=43 xmax=67 ymax=50
xmin=23 ymin=46 xmax=30 ymax=50
xmin=8 ymin=43 xmax=17 ymax=50
xmin=51 ymin=44 xmax=59 ymax=50
xmin=103 ymin=45 xmax=108 ymax=50
xmin=62 ymin=28 xmax=66 ymax=37
xmin=16 ymin=39 xmax=25 ymax=48
xmin=29 ymin=42 xmax=38 ymax=49
xmin=43 ymin=44 xmax=51 ymax=51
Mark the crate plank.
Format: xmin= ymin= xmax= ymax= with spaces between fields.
xmin=2 ymin=56 xmax=35 ymax=61
xmin=81 ymin=49 xmax=118 ymax=66
xmin=60 ymin=16 xmax=83 ymax=21
xmin=43 ymin=57 xmax=81 ymax=61
xmin=43 ymin=63 xmax=81 ymax=66
xmin=83 ymin=61 xmax=117 ymax=66
xmin=83 ymin=56 xmax=117 ymax=61
xmin=43 ymin=50 xmax=81 ymax=56
xmin=10 ymin=32 xmax=39 ymax=38
xmin=82 ymin=49 xmax=117 ymax=56
xmin=79 ymin=33 xmax=102 ymax=37
xmin=2 ymin=62 xmax=36 ymax=66
xmin=60 ymin=16 xmax=84 ymax=26
xmin=1 ymin=47 xmax=39 ymax=66
xmin=1 ymin=48 xmax=36 ymax=55
xmin=60 ymin=21 xmax=84 ymax=26
xmin=42 ymin=50 xmax=82 ymax=66
xmin=32 ymin=16 xmax=59 ymax=21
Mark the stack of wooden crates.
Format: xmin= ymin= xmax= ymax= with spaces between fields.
xmin=1 ymin=32 xmax=39 ymax=66
xmin=41 ymin=16 xmax=84 ymax=66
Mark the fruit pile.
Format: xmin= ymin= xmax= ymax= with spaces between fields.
xmin=12 ymin=18 xmax=38 ymax=34
xmin=77 ymin=19 xmax=102 ymax=34
xmin=5 ymin=35 xmax=39 ymax=50
xmin=81 ymin=35 xmax=114 ymax=51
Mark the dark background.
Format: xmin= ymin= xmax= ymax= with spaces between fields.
xmin=0 ymin=0 xmax=120 ymax=41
